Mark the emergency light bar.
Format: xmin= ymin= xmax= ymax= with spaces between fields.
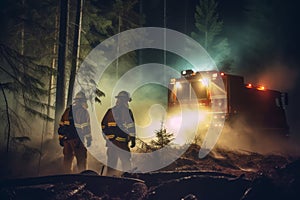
xmin=181 ymin=70 xmax=194 ymax=77
xmin=245 ymin=83 xmax=266 ymax=91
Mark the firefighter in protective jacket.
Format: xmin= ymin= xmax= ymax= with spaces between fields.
xmin=58 ymin=91 xmax=92 ymax=173
xmin=101 ymin=91 xmax=136 ymax=174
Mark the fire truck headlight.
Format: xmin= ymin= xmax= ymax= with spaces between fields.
xmin=176 ymin=82 xmax=182 ymax=89
xmin=199 ymin=78 xmax=209 ymax=87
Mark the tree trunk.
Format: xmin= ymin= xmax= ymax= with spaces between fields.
xmin=13 ymin=0 xmax=25 ymax=121
xmin=46 ymin=3 xmax=59 ymax=138
xmin=0 ymin=83 xmax=11 ymax=153
xmin=67 ymin=0 xmax=83 ymax=106
xmin=54 ymin=0 xmax=69 ymax=134
xmin=116 ymin=14 xmax=121 ymax=79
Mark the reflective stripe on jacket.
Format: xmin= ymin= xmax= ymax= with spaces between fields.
xmin=101 ymin=106 xmax=136 ymax=143
xmin=59 ymin=104 xmax=91 ymax=140
xmin=72 ymin=103 xmax=91 ymax=138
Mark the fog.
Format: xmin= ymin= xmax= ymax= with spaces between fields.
xmin=216 ymin=117 xmax=300 ymax=156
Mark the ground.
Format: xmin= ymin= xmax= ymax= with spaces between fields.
xmin=1 ymin=142 xmax=300 ymax=200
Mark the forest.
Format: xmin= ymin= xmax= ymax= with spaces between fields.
xmin=1 ymin=0 xmax=300 ymax=180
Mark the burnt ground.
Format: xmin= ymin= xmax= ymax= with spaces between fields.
xmin=1 ymin=144 xmax=300 ymax=200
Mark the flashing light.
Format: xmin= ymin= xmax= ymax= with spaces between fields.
xmin=257 ymin=86 xmax=265 ymax=91
xmin=212 ymin=73 xmax=218 ymax=78
xmin=246 ymin=83 xmax=266 ymax=90
xmin=220 ymin=72 xmax=225 ymax=76
xmin=181 ymin=69 xmax=194 ymax=77
xmin=246 ymin=83 xmax=252 ymax=88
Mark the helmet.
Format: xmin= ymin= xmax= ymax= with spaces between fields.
xmin=74 ymin=91 xmax=87 ymax=102
xmin=115 ymin=91 xmax=132 ymax=102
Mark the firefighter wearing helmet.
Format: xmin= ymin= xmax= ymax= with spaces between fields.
xmin=101 ymin=91 xmax=136 ymax=175
xmin=58 ymin=91 xmax=92 ymax=173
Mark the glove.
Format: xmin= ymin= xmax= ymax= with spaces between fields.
xmin=59 ymin=135 xmax=65 ymax=147
xmin=86 ymin=136 xmax=92 ymax=147
xmin=130 ymin=137 xmax=136 ymax=148
xmin=59 ymin=139 xmax=64 ymax=147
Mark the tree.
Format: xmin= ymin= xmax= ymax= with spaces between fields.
xmin=56 ymin=0 xmax=110 ymax=130
xmin=105 ymin=0 xmax=143 ymax=78
xmin=191 ymin=0 xmax=231 ymax=70
xmin=54 ymin=0 xmax=69 ymax=134
xmin=80 ymin=0 xmax=113 ymax=55
xmin=0 ymin=0 xmax=140 ymax=151
xmin=62 ymin=0 xmax=109 ymax=111
xmin=0 ymin=44 xmax=53 ymax=152
xmin=150 ymin=122 xmax=174 ymax=150
xmin=71 ymin=0 xmax=111 ymax=103
xmin=0 ymin=1 xmax=59 ymax=119
xmin=67 ymin=0 xmax=83 ymax=106
xmin=77 ymin=0 xmax=143 ymax=107
xmin=0 ymin=0 xmax=58 ymax=152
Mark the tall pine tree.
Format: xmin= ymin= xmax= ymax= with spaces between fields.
xmin=105 ymin=0 xmax=143 ymax=78
xmin=191 ymin=0 xmax=231 ymax=70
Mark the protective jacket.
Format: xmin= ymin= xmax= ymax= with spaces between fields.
xmin=58 ymin=104 xmax=91 ymax=144
xmin=101 ymin=106 xmax=136 ymax=143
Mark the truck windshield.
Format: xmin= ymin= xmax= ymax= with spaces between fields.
xmin=176 ymin=82 xmax=190 ymax=100
xmin=175 ymin=81 xmax=208 ymax=100
xmin=191 ymin=81 xmax=208 ymax=99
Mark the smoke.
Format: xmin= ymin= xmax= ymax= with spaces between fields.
xmin=245 ymin=62 xmax=298 ymax=92
xmin=214 ymin=116 xmax=300 ymax=156
xmin=96 ymin=71 xmax=170 ymax=143
xmin=240 ymin=61 xmax=300 ymax=138
xmin=162 ymin=108 xmax=298 ymax=158
xmin=0 ymin=136 xmax=62 ymax=179
xmin=164 ymin=104 xmax=300 ymax=157
xmin=219 ymin=0 xmax=300 ymax=147
xmin=202 ymin=62 xmax=299 ymax=155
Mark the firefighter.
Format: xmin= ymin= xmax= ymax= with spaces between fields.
xmin=101 ymin=91 xmax=136 ymax=175
xmin=58 ymin=91 xmax=92 ymax=173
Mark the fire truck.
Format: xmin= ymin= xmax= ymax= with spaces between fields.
xmin=168 ymin=69 xmax=289 ymax=136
